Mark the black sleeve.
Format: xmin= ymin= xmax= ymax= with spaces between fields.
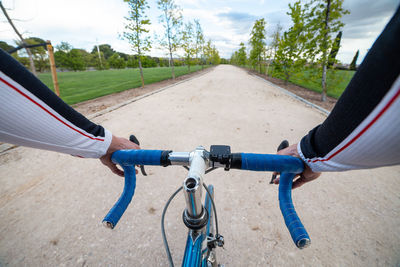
xmin=300 ymin=5 xmax=400 ymax=159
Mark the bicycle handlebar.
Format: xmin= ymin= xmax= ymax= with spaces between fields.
xmin=102 ymin=150 xmax=162 ymax=228
xmin=103 ymin=149 xmax=310 ymax=249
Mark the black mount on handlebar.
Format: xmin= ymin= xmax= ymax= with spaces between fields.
xmin=210 ymin=145 xmax=231 ymax=170
xmin=129 ymin=135 xmax=147 ymax=176
xmin=270 ymin=140 xmax=290 ymax=184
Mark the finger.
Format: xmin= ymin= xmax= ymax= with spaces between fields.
xmin=273 ymin=173 xmax=300 ymax=185
xmin=292 ymin=177 xmax=306 ymax=189
xmin=108 ymin=163 xmax=124 ymax=177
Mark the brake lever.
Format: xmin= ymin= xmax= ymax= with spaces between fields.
xmin=270 ymin=140 xmax=289 ymax=184
xmin=129 ymin=134 xmax=147 ymax=176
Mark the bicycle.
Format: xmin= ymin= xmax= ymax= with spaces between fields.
xmin=102 ymin=140 xmax=310 ymax=267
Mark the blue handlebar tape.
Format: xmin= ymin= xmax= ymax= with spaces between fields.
xmin=103 ymin=150 xmax=163 ymax=229
xmin=240 ymin=153 xmax=310 ymax=248
xmin=111 ymin=149 xmax=163 ymax=166
xmin=279 ymin=172 xmax=311 ymax=249
xmin=240 ymin=153 xmax=304 ymax=173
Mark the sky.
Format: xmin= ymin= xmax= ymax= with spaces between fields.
xmin=1 ymin=0 xmax=399 ymax=64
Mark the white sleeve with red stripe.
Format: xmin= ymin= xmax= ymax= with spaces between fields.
xmin=0 ymin=71 xmax=112 ymax=158
xmin=299 ymin=75 xmax=400 ymax=172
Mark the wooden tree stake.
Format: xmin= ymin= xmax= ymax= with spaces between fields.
xmin=46 ymin=41 xmax=60 ymax=96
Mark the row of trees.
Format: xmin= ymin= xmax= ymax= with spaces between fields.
xmin=54 ymin=42 xmax=175 ymax=71
xmin=1 ymin=0 xmax=221 ymax=86
xmin=0 ymin=37 xmax=51 ymax=72
xmin=0 ymin=39 xmax=185 ymax=72
xmin=231 ymin=0 xmax=351 ymax=101
xmin=123 ymin=0 xmax=220 ymax=86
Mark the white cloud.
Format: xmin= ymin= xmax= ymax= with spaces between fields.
xmin=1 ymin=0 xmax=397 ymax=63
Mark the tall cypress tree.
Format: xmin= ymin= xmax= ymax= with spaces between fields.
xmin=350 ymin=49 xmax=359 ymax=70
xmin=328 ymin=31 xmax=342 ymax=68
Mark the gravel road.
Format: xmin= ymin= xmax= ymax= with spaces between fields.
xmin=0 ymin=65 xmax=399 ymax=266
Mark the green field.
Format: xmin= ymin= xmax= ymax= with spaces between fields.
xmin=246 ymin=65 xmax=355 ymax=99
xmin=283 ymin=69 xmax=355 ymax=99
xmin=38 ymin=66 xmax=206 ymax=105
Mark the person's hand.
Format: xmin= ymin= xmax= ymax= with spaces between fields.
xmin=272 ymin=143 xmax=321 ymax=189
xmin=100 ymin=135 xmax=140 ymax=176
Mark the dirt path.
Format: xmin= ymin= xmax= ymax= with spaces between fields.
xmin=0 ymin=65 xmax=399 ymax=266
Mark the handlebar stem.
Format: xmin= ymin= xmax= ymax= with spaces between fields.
xmin=183 ymin=147 xmax=208 ymax=219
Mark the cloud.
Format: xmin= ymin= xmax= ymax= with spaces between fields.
xmin=217 ymin=11 xmax=258 ymax=35
xmin=342 ymin=0 xmax=398 ymax=39
xmin=335 ymin=0 xmax=398 ymax=63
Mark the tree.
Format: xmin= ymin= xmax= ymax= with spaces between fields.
xmin=203 ymin=39 xmax=213 ymax=64
xmin=141 ymin=55 xmax=157 ymax=67
xmin=57 ymin=42 xmax=72 ymax=53
xmin=305 ymin=0 xmax=349 ymax=101
xmin=126 ymin=55 xmax=138 ymax=68
xmin=91 ymin=51 xmax=108 ymax=70
xmin=269 ymin=22 xmax=283 ymax=75
xmin=54 ymin=42 xmax=71 ymax=69
xmin=249 ymin=18 xmax=266 ymax=73
xmin=67 ymin=49 xmax=86 ymax=71
xmin=181 ymin=21 xmax=196 ymax=71
xmin=91 ymin=44 xmax=116 ymax=60
xmin=118 ymin=52 xmax=129 ymax=61
xmin=123 ymin=0 xmax=151 ymax=87
xmin=203 ymin=40 xmax=220 ymax=65
xmin=54 ymin=42 xmax=89 ymax=71
xmin=0 ymin=1 xmax=36 ymax=75
xmin=0 ymin=41 xmax=15 ymax=52
xmin=237 ymin=42 xmax=247 ymax=66
xmin=0 ymin=41 xmax=21 ymax=61
xmin=194 ymin=19 xmax=205 ymax=66
xmin=210 ymin=45 xmax=221 ymax=65
xmin=327 ymin=31 xmax=342 ymax=68
xmin=108 ymin=53 xmax=126 ymax=69
xmin=16 ymin=37 xmax=49 ymax=72
xmin=157 ymin=0 xmax=182 ymax=79
xmin=274 ymin=1 xmax=309 ymax=83
xmin=349 ymin=49 xmax=359 ymax=70
xmin=230 ymin=51 xmax=238 ymax=65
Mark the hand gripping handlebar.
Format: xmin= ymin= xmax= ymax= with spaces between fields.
xmin=102 ymin=150 xmax=163 ymax=229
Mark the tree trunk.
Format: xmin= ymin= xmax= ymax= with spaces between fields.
xmin=26 ymin=47 xmax=37 ymax=76
xmin=169 ymin=50 xmax=175 ymax=79
xmin=321 ymin=0 xmax=331 ymax=102
xmin=138 ymin=57 xmax=145 ymax=88
xmin=321 ymin=64 xmax=327 ymax=102
xmin=266 ymin=60 xmax=270 ymax=76
xmin=284 ymin=69 xmax=289 ymax=85
xmin=0 ymin=2 xmax=37 ymax=76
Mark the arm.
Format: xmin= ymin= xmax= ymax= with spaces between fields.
xmin=275 ymin=6 xmax=400 ymax=188
xmin=0 ymin=48 xmax=139 ymax=175
xmin=300 ymin=5 xmax=400 ymax=172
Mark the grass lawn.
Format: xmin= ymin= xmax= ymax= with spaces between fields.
xmin=38 ymin=65 xmax=206 ymax=105
xmin=245 ymin=65 xmax=355 ymax=99
xmin=286 ymin=69 xmax=355 ymax=99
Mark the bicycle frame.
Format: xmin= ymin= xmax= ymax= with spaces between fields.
xmin=102 ymin=145 xmax=310 ymax=267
